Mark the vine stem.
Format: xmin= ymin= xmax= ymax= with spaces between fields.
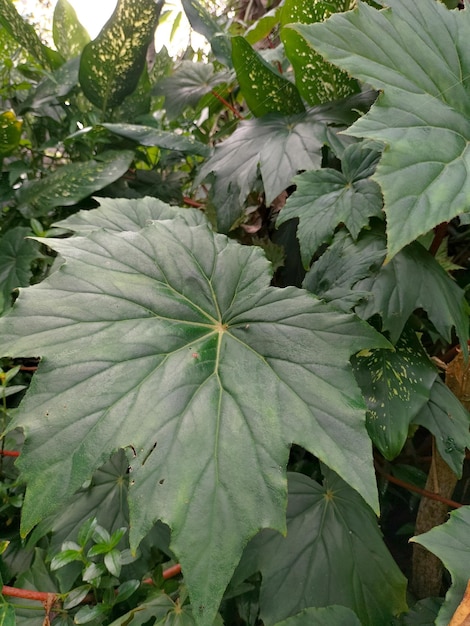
xmin=182 ymin=196 xmax=205 ymax=208
xmin=210 ymin=90 xmax=244 ymax=120
xmin=1 ymin=586 xmax=57 ymax=603
xmin=375 ymin=463 xmax=462 ymax=509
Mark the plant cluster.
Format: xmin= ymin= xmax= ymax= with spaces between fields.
xmin=1 ymin=0 xmax=470 ymax=624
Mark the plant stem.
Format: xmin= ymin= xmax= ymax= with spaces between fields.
xmin=1 ymin=586 xmax=57 ymax=603
xmin=0 ymin=450 xmax=20 ymax=457
xmin=210 ymin=90 xmax=244 ymax=120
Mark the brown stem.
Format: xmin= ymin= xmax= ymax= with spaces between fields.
xmin=182 ymin=196 xmax=205 ymax=208
xmin=210 ymin=90 xmax=244 ymax=120
xmin=163 ymin=563 xmax=181 ymax=579
xmin=2 ymin=586 xmax=57 ymax=603
xmin=429 ymin=221 xmax=448 ymax=256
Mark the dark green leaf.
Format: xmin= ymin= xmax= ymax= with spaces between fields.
xmin=352 ymin=328 xmax=437 ymax=460
xmin=54 ymin=196 xmax=206 ymax=234
xmin=50 ymin=549 xmax=83 ymax=570
xmin=290 ymin=1 xmax=470 ymax=257
xmin=0 ymin=0 xmax=63 ymax=69
xmin=411 ymin=506 xmax=470 ymax=626
xmin=74 ymin=604 xmax=109 ymax=624
xmin=0 ymin=226 xmax=40 ymax=315
xmin=197 ymin=98 xmax=365 ymax=232
xmin=280 ymin=0 xmax=358 ymax=105
xmin=302 ymin=227 xmax=386 ymax=311
xmin=0 ymin=111 xmax=22 ymax=159
xmin=16 ymin=150 xmax=134 ymax=217
xmin=392 ymin=598 xmax=443 ymax=626
xmin=53 ymin=0 xmax=90 ymax=59
xmin=63 ymin=584 xmax=92 ymax=610
xmin=100 ymin=123 xmax=210 ymax=157
xmin=232 ymin=36 xmax=305 ymax=117
xmin=354 ymin=237 xmax=469 ymax=347
xmin=413 ymin=377 xmax=470 ymax=477
xmin=180 ymin=0 xmax=231 ymax=66
xmin=21 ymin=58 xmax=80 ymax=115
xmin=154 ymin=61 xmax=233 ymax=120
xmin=256 ymin=470 xmax=407 ymax=625
xmin=107 ymin=593 xmax=175 ymax=626
xmin=79 ymin=0 xmax=163 ymax=110
xmin=114 ymin=580 xmax=139 ymax=604
xmin=1 ymin=218 xmax=387 ymax=625
xmin=277 ymin=143 xmax=383 ymax=266
xmin=272 ymin=606 xmax=362 ymax=626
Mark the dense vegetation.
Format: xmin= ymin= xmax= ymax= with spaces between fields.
xmin=1 ymin=0 xmax=470 ymax=624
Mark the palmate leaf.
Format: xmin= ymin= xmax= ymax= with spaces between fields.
xmin=1 ymin=218 xmax=387 ymax=625
xmin=276 ymin=142 xmax=383 ymax=266
xmin=254 ymin=470 xmax=407 ymax=625
xmin=79 ymin=0 xmax=163 ymax=110
xmin=197 ymin=94 xmax=372 ymax=232
xmin=290 ymin=0 xmax=470 ymax=258
xmin=412 ymin=506 xmax=470 ymax=626
xmin=352 ymin=328 xmax=437 ymax=460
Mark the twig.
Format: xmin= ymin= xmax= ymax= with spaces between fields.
xmin=210 ymin=90 xmax=244 ymax=120
xmin=2 ymin=586 xmax=57 ymax=603
xmin=182 ymin=196 xmax=205 ymax=208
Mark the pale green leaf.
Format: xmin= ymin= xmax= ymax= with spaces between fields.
xmin=0 ymin=218 xmax=387 ymax=625
xmin=413 ymin=377 xmax=470 ymax=477
xmin=232 ymin=36 xmax=305 ymax=117
xmin=272 ymin=606 xmax=362 ymax=626
xmin=352 ymin=328 xmax=437 ymax=460
xmin=256 ymin=470 xmax=407 ymax=625
xmin=245 ymin=7 xmax=281 ymax=45
xmin=79 ymin=0 xmax=163 ymax=110
xmin=53 ymin=0 xmax=90 ymax=59
xmin=277 ymin=142 xmax=382 ymax=266
xmin=289 ymin=0 xmax=470 ymax=257
xmin=16 ymin=150 xmax=134 ymax=217
xmin=0 ymin=111 xmax=22 ymax=159
xmin=412 ymin=506 xmax=470 ymax=626
xmin=54 ymin=197 xmax=206 ymax=235
xmin=0 ymin=226 xmax=40 ymax=315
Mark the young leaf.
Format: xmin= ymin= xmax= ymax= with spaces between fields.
xmin=0 ymin=226 xmax=40 ymax=315
xmin=255 ymin=470 xmax=407 ymax=625
xmin=104 ymin=549 xmax=122 ymax=578
xmin=231 ymin=36 xmax=305 ymax=117
xmin=16 ymin=150 xmax=134 ymax=217
xmin=63 ymin=584 xmax=92 ymax=610
xmin=277 ymin=142 xmax=383 ymax=266
xmin=411 ymin=506 xmax=470 ymax=626
xmin=79 ymin=0 xmax=163 ymax=110
xmin=289 ymin=0 xmax=470 ymax=257
xmin=272 ymin=606 xmax=362 ymax=626
xmin=53 ymin=0 xmax=90 ymax=59
xmin=0 ymin=219 xmax=387 ymax=625
xmin=280 ymin=0 xmax=358 ymax=105
xmin=413 ymin=377 xmax=470 ymax=477
xmin=54 ymin=197 xmax=206 ymax=235
xmin=352 ymin=328 xmax=438 ymax=460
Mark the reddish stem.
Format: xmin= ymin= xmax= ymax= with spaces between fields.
xmin=19 ymin=366 xmax=38 ymax=372
xmin=182 ymin=196 xmax=205 ymax=208
xmin=163 ymin=563 xmax=182 ymax=579
xmin=376 ymin=464 xmax=462 ymax=509
xmin=210 ymin=90 xmax=244 ymax=120
xmin=0 ymin=450 xmax=20 ymax=457
xmin=2 ymin=586 xmax=57 ymax=603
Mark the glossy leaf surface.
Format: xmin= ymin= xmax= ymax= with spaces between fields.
xmin=291 ymin=0 xmax=470 ymax=257
xmin=0 ymin=218 xmax=386 ymax=625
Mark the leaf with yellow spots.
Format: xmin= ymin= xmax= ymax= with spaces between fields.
xmin=247 ymin=469 xmax=407 ymax=625
xmin=352 ymin=327 xmax=437 ymax=460
xmin=0 ymin=111 xmax=22 ymax=159
xmin=79 ymin=0 xmax=164 ymax=110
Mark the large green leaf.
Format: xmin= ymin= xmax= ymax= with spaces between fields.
xmin=412 ymin=506 xmax=470 ymax=626
xmin=0 ymin=111 xmax=22 ymax=159
xmin=53 ymin=0 xmax=90 ymax=59
xmin=1 ymin=218 xmax=387 ymax=625
xmin=277 ymin=142 xmax=383 ymax=267
xmin=79 ymin=0 xmax=163 ymax=110
xmin=290 ymin=0 xmax=470 ymax=257
xmin=197 ymin=94 xmax=372 ymax=233
xmin=154 ymin=61 xmax=233 ymax=120
xmin=0 ymin=0 xmax=63 ymax=69
xmin=272 ymin=606 xmax=362 ymax=626
xmin=16 ymin=150 xmax=134 ymax=217
xmin=54 ymin=197 xmax=206 ymax=235
xmin=255 ymin=470 xmax=407 ymax=625
xmin=352 ymin=328 xmax=437 ymax=460
xmin=0 ymin=226 xmax=40 ymax=315
xmin=280 ymin=0 xmax=358 ymax=105
xmin=231 ymin=36 xmax=305 ymax=117
xmin=100 ymin=123 xmax=210 ymax=157
xmin=413 ymin=377 xmax=470 ymax=476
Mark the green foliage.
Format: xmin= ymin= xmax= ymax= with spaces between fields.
xmin=1 ymin=0 xmax=470 ymax=625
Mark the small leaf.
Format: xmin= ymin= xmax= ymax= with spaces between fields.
xmin=79 ymin=0 xmax=163 ymax=110
xmin=104 ymin=549 xmax=122 ymax=578
xmin=114 ymin=580 xmax=140 ymax=604
xmin=53 ymin=0 xmax=90 ymax=59
xmin=16 ymin=150 xmax=134 ymax=217
xmin=50 ymin=549 xmax=83 ymax=570
xmin=352 ymin=327 xmax=438 ymax=460
xmin=0 ymin=111 xmax=22 ymax=159
xmin=277 ymin=142 xmax=383 ymax=266
xmin=92 ymin=524 xmax=111 ymax=544
xmin=77 ymin=518 xmax=98 ymax=548
xmin=75 ymin=604 xmax=109 ymax=624
xmin=272 ymin=605 xmax=362 ymax=626
xmin=63 ymin=584 xmax=92 ymax=610
xmin=232 ymin=36 xmax=305 ymax=117
xmin=412 ymin=506 xmax=470 ymax=626
xmin=83 ymin=562 xmax=106 ymax=584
